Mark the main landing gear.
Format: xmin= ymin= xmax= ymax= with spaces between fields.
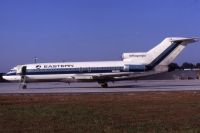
xmin=99 ymin=82 xmax=108 ymax=88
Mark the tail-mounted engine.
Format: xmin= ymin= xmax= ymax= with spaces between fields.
xmin=123 ymin=65 xmax=145 ymax=72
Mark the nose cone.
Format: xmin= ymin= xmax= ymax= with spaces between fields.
xmin=2 ymin=74 xmax=9 ymax=81
xmin=2 ymin=74 xmax=21 ymax=82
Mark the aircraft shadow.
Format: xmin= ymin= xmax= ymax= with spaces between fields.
xmin=110 ymin=84 xmax=200 ymax=88
xmin=28 ymin=83 xmax=200 ymax=89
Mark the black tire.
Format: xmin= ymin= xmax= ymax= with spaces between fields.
xmin=22 ymin=85 xmax=27 ymax=89
xmin=101 ymin=83 xmax=108 ymax=88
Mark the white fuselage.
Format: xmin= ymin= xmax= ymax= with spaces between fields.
xmin=3 ymin=61 xmax=146 ymax=82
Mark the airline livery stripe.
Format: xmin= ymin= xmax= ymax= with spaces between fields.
xmin=5 ymin=67 xmax=145 ymax=76
xmin=146 ymin=41 xmax=182 ymax=70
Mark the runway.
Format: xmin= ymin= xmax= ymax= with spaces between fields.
xmin=0 ymin=80 xmax=200 ymax=94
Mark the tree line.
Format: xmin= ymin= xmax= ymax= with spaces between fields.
xmin=168 ymin=62 xmax=200 ymax=72
xmin=0 ymin=73 xmax=7 ymax=82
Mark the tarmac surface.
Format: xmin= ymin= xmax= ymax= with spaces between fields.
xmin=0 ymin=80 xmax=200 ymax=94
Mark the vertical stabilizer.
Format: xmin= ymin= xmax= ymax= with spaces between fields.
xmin=146 ymin=37 xmax=198 ymax=71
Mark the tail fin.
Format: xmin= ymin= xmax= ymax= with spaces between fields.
xmin=146 ymin=37 xmax=198 ymax=71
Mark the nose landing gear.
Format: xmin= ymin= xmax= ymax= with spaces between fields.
xmin=20 ymin=75 xmax=27 ymax=89
xmin=19 ymin=66 xmax=27 ymax=89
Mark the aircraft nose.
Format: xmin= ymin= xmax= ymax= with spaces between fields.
xmin=2 ymin=74 xmax=8 ymax=80
xmin=2 ymin=74 xmax=10 ymax=81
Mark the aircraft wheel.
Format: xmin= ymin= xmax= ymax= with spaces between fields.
xmin=22 ymin=84 xmax=27 ymax=89
xmin=101 ymin=83 xmax=108 ymax=88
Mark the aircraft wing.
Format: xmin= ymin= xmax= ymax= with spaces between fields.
xmin=69 ymin=70 xmax=165 ymax=82
xmin=69 ymin=72 xmax=132 ymax=81
xmin=70 ymin=72 xmax=147 ymax=82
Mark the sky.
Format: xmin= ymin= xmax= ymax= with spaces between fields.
xmin=0 ymin=0 xmax=200 ymax=72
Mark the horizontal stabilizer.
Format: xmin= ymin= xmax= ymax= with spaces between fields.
xmin=170 ymin=37 xmax=199 ymax=43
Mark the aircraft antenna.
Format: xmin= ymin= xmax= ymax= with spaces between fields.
xmin=34 ymin=57 xmax=38 ymax=63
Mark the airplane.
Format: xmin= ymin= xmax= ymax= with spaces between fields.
xmin=2 ymin=37 xmax=198 ymax=89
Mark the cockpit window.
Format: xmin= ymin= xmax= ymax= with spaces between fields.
xmin=7 ymin=69 xmax=16 ymax=74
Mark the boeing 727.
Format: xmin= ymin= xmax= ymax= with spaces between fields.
xmin=3 ymin=37 xmax=198 ymax=89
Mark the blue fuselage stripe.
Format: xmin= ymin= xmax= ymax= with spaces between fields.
xmin=5 ymin=66 xmax=145 ymax=76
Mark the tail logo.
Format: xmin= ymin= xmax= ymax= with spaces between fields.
xmin=36 ymin=65 xmax=42 ymax=69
